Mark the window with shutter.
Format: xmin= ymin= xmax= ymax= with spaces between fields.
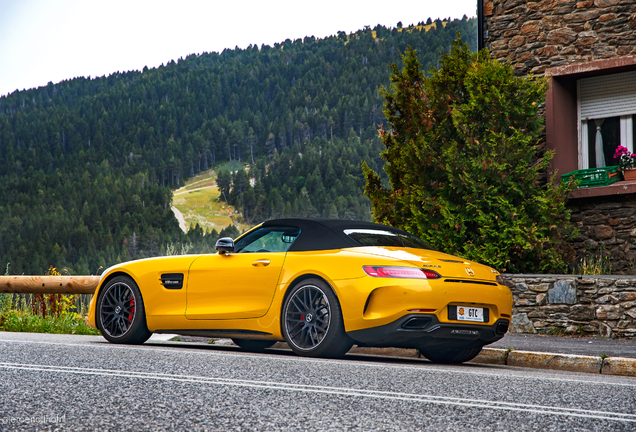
xmin=578 ymin=71 xmax=636 ymax=169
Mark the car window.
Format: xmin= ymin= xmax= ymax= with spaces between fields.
xmin=343 ymin=229 xmax=435 ymax=250
xmin=235 ymin=226 xmax=300 ymax=253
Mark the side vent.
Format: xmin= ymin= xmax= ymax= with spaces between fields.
xmin=160 ymin=273 xmax=184 ymax=290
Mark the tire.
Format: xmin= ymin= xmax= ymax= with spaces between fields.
xmin=232 ymin=338 xmax=276 ymax=352
xmin=96 ymin=275 xmax=152 ymax=344
xmin=281 ymin=278 xmax=352 ymax=358
xmin=418 ymin=345 xmax=483 ymax=364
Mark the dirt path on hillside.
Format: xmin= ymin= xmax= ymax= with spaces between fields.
xmin=171 ymin=206 xmax=188 ymax=233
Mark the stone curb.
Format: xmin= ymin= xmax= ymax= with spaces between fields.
xmin=476 ymin=349 xmax=636 ymax=377
xmin=505 ymin=350 xmax=602 ymax=374
xmin=601 ymin=356 xmax=636 ymax=377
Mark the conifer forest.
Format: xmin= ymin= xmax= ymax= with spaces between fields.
xmin=0 ymin=18 xmax=476 ymax=274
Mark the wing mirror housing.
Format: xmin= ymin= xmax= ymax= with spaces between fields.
xmin=215 ymin=237 xmax=235 ymax=254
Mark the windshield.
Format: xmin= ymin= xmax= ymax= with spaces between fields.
xmin=344 ymin=229 xmax=435 ymax=250
xmin=234 ymin=226 xmax=300 ymax=253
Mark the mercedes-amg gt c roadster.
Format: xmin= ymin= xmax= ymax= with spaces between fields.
xmin=89 ymin=218 xmax=512 ymax=363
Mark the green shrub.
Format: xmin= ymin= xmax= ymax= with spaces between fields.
xmin=363 ymin=36 xmax=575 ymax=273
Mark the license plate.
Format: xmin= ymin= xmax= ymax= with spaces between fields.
xmin=456 ymin=306 xmax=484 ymax=322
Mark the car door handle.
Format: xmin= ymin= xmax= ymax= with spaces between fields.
xmin=252 ymin=259 xmax=271 ymax=267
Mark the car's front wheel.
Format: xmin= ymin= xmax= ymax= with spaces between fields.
xmin=282 ymin=278 xmax=352 ymax=358
xmin=96 ymin=275 xmax=151 ymax=344
xmin=418 ymin=345 xmax=483 ymax=364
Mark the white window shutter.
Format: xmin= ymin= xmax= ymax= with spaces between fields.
xmin=579 ymin=70 xmax=636 ymax=120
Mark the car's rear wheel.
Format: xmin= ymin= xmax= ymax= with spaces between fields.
xmin=418 ymin=345 xmax=483 ymax=364
xmin=232 ymin=338 xmax=276 ymax=352
xmin=96 ymin=275 xmax=151 ymax=344
xmin=282 ymin=278 xmax=352 ymax=358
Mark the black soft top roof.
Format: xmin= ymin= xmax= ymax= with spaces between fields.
xmin=260 ymin=218 xmax=412 ymax=252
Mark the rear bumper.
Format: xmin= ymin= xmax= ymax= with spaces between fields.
xmin=347 ymin=314 xmax=509 ymax=350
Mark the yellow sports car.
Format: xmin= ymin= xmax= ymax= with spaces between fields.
xmin=88 ymin=218 xmax=512 ymax=363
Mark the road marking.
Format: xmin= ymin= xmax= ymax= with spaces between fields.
xmin=1 ymin=337 xmax=636 ymax=389
xmin=1 ymin=361 xmax=635 ymax=423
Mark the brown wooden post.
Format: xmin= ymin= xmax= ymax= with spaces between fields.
xmin=0 ymin=276 xmax=99 ymax=294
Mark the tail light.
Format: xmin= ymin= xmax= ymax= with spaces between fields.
xmin=363 ymin=266 xmax=441 ymax=279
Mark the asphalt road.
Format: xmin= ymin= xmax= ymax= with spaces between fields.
xmin=1 ymin=332 xmax=635 ymax=431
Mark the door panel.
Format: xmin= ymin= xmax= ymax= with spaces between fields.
xmin=186 ymin=252 xmax=285 ymax=319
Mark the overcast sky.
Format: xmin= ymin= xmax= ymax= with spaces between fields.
xmin=0 ymin=0 xmax=477 ymax=98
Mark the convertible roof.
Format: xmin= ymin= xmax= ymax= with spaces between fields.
xmin=260 ymin=218 xmax=411 ymax=252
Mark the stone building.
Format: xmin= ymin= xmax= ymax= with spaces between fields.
xmin=479 ymin=0 xmax=636 ymax=273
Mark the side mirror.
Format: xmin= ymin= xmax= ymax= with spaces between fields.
xmin=215 ymin=237 xmax=235 ymax=254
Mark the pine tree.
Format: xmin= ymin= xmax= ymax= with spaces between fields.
xmin=363 ymin=37 xmax=574 ymax=273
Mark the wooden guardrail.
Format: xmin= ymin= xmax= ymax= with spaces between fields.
xmin=0 ymin=276 xmax=99 ymax=294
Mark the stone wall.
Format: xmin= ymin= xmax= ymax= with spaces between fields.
xmin=503 ymin=274 xmax=636 ymax=338
xmin=482 ymin=0 xmax=636 ymax=75
xmin=568 ymin=194 xmax=636 ymax=275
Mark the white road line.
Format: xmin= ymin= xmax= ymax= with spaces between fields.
xmin=1 ymin=362 xmax=635 ymax=423
xmin=1 ymin=337 xmax=636 ymax=388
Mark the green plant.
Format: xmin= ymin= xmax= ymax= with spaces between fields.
xmin=172 ymin=337 xmax=182 ymax=341
xmin=363 ymin=36 xmax=575 ymax=273
xmin=573 ymin=248 xmax=612 ymax=275
xmin=574 ymin=323 xmax=587 ymax=337
xmin=613 ymin=145 xmax=636 ymax=171
xmin=503 ymin=348 xmax=514 ymax=364
xmin=0 ymin=262 xmax=9 ymax=312
xmin=0 ymin=309 xmax=99 ymax=335
xmin=31 ymin=266 xmax=79 ymax=318
xmin=208 ymin=339 xmax=215 ymax=344
xmin=547 ymin=326 xmax=567 ymax=336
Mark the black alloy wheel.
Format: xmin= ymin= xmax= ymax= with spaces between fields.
xmin=96 ymin=275 xmax=151 ymax=344
xmin=282 ymin=278 xmax=352 ymax=358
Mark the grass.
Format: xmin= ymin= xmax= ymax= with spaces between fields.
xmin=547 ymin=326 xmax=568 ymax=336
xmin=572 ymin=247 xmax=612 ymax=275
xmin=544 ymin=323 xmax=589 ymax=338
xmin=0 ymin=290 xmax=98 ymax=336
xmin=172 ymin=167 xmax=249 ymax=233
xmin=0 ymin=309 xmax=99 ymax=335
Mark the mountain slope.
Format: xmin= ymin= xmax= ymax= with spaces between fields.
xmin=0 ymin=18 xmax=476 ymax=274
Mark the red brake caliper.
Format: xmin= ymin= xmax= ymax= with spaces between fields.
xmin=128 ymin=299 xmax=135 ymax=321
